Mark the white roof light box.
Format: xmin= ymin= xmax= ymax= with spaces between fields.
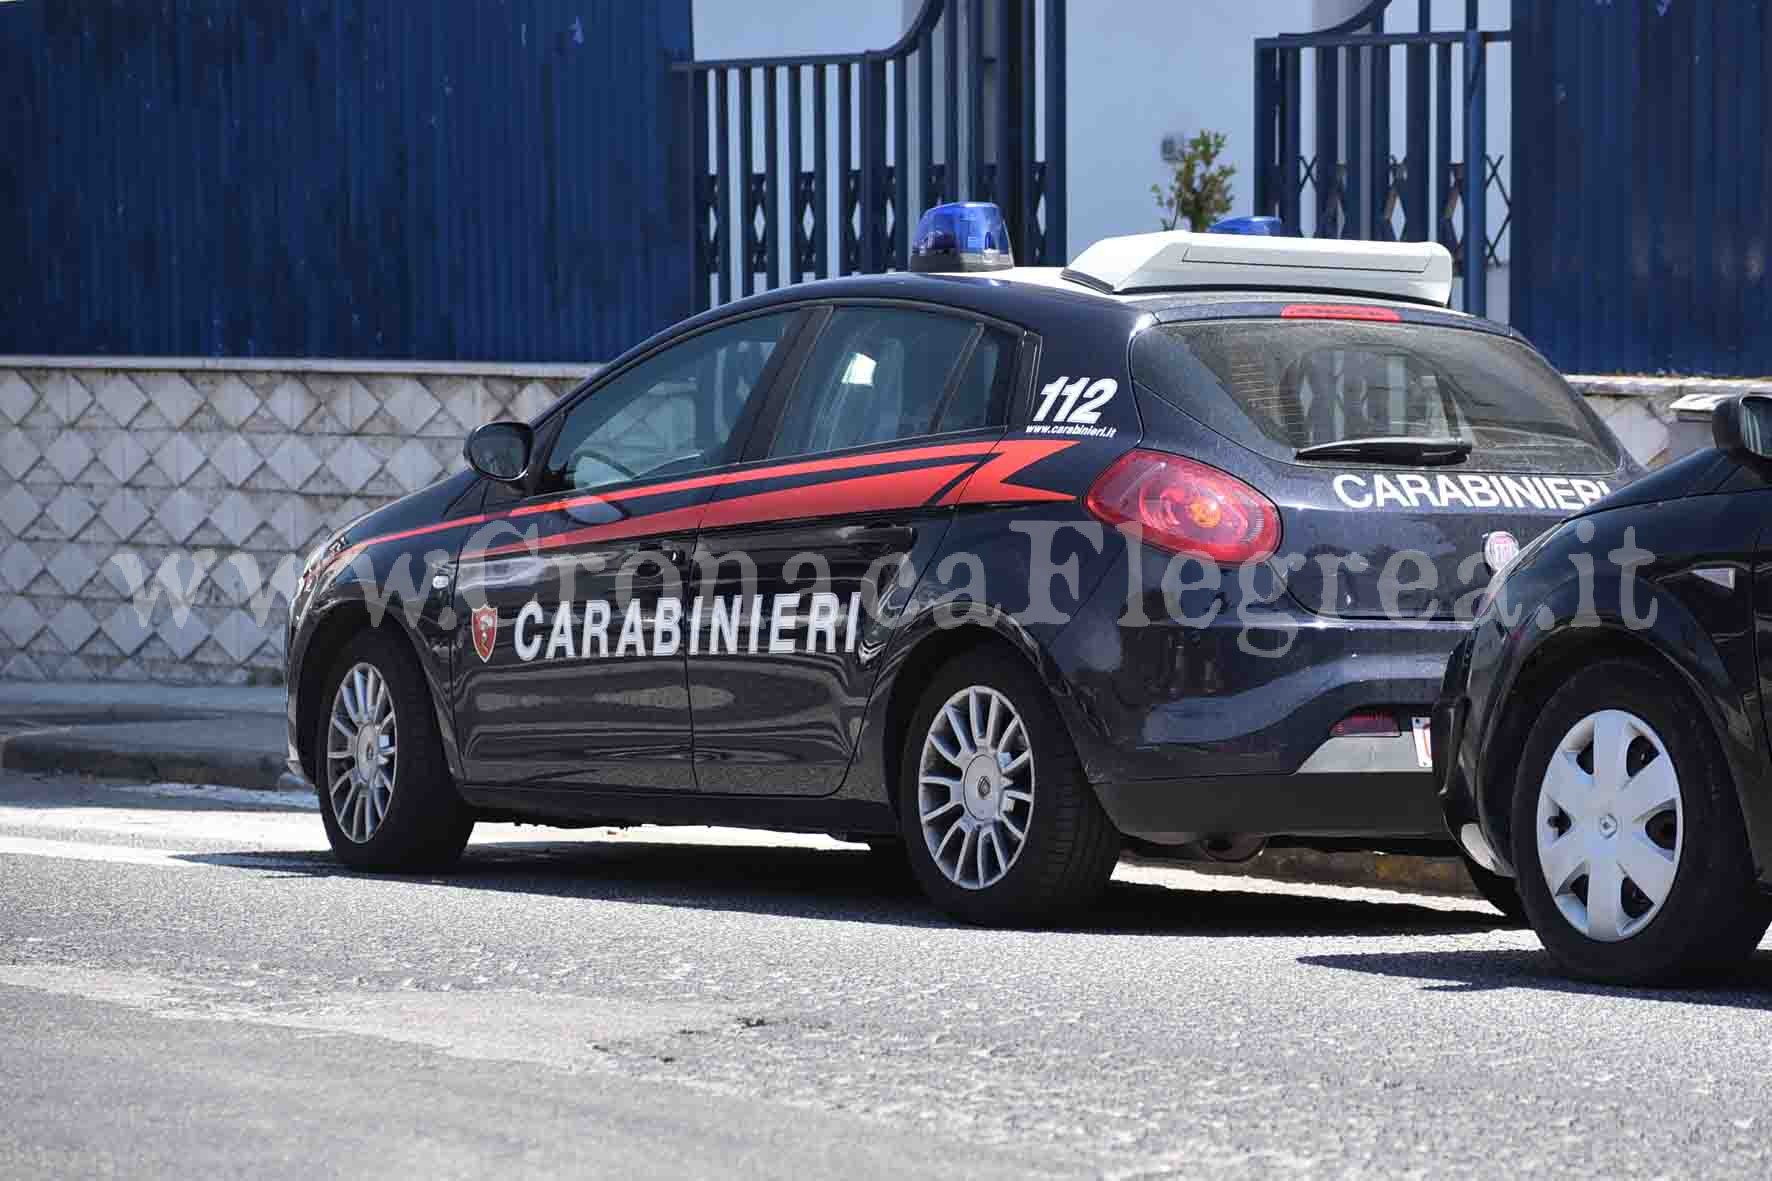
xmin=1063 ymin=231 xmax=1455 ymax=307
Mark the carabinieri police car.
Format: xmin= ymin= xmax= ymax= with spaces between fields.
xmin=286 ymin=203 xmax=1636 ymax=925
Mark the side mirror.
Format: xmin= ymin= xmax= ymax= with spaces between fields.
xmin=1712 ymin=394 xmax=1772 ymax=461
xmin=463 ymin=420 xmax=533 ymax=483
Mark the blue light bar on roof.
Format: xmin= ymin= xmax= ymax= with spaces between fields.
xmin=909 ymin=202 xmax=1014 ymax=273
xmin=1208 ymin=215 xmax=1290 ymax=236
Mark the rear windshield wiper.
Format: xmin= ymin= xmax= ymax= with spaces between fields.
xmin=1294 ymin=436 xmax=1474 ymax=466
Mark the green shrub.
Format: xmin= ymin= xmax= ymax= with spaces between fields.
xmin=1152 ymin=130 xmax=1235 ymax=232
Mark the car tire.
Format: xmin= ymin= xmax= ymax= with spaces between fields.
xmin=315 ymin=628 xmax=475 ymax=872
xmin=897 ymin=649 xmax=1121 ymax=926
xmin=1511 ymin=658 xmax=1769 ymax=985
xmin=1458 ymin=850 xmax=1526 ymax=924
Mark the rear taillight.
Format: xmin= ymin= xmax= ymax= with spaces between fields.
xmin=1085 ymin=449 xmax=1280 ymax=564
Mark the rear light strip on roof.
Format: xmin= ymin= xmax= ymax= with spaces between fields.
xmin=1279 ymin=304 xmax=1402 ymax=323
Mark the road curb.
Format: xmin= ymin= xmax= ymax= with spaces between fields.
xmin=0 ymin=733 xmax=289 ymax=793
xmin=1155 ymin=847 xmax=1481 ymax=899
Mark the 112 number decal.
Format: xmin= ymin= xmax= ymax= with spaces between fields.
xmin=1033 ymin=376 xmax=1118 ymax=425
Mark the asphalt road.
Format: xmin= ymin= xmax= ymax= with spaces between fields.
xmin=3 ymin=773 xmax=1771 ymax=1179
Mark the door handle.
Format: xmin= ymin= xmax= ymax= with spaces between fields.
xmin=851 ymin=526 xmax=916 ymax=556
xmin=661 ymin=544 xmax=687 ymax=567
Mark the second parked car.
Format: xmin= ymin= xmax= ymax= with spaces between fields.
xmin=1438 ymin=394 xmax=1772 ymax=983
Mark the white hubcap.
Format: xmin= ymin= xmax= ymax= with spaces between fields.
xmin=918 ymin=685 xmax=1033 ymax=890
xmin=1536 ymin=709 xmax=1682 ymax=942
xmin=325 ymin=662 xmax=398 ymax=844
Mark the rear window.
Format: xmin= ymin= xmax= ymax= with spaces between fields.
xmin=1131 ymin=320 xmax=1620 ymax=473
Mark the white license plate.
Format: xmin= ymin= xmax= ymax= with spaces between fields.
xmin=1411 ymin=717 xmax=1433 ymax=769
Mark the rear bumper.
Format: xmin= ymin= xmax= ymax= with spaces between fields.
xmin=1049 ymin=547 xmax=1468 ymax=842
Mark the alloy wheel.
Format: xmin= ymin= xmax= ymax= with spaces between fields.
xmin=326 ymin=662 xmax=398 ymax=844
xmin=917 ymin=685 xmax=1033 ymax=890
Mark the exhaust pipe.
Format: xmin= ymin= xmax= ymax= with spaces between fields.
xmin=1188 ymin=835 xmax=1266 ymax=864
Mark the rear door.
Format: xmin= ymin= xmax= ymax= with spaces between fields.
xmin=687 ymin=303 xmax=1023 ymax=795
xmin=1131 ymin=310 xmax=1636 ymax=619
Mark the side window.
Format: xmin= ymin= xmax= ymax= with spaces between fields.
xmin=934 ymin=330 xmax=1009 ymax=433
xmin=767 ymin=307 xmax=1006 ymax=458
xmin=540 ymin=312 xmax=792 ymax=493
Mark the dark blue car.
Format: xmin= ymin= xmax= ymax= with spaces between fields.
xmin=286 ymin=207 xmax=1633 ymax=925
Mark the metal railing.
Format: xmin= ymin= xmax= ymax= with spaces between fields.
xmin=674 ymin=0 xmax=1066 ymax=311
xmin=1253 ymin=4 xmax=1510 ymax=315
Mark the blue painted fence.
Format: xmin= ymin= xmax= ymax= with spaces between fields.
xmin=675 ymin=0 xmax=1068 ymax=312
xmin=0 ymin=1 xmax=693 ymax=362
xmin=1511 ymin=0 xmax=1771 ymax=376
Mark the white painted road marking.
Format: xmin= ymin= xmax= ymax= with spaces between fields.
xmin=0 ymin=835 xmax=195 ymax=868
xmin=0 ymin=835 xmax=326 ymax=871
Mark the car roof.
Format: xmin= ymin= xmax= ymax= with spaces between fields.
xmin=626 ymin=267 xmax=1520 ymax=375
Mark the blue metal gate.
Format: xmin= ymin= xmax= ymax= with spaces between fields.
xmin=674 ymin=0 xmax=1067 ymax=311
xmin=1252 ymin=1 xmax=1510 ymax=317
xmin=1510 ymin=0 xmax=1772 ymax=376
xmin=0 ymin=1 xmax=693 ymax=362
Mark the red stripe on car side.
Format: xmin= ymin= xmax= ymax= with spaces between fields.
xmin=329 ymin=439 xmax=1005 ymax=569
xmin=461 ymin=464 xmax=979 ymax=562
xmin=341 ymin=513 xmax=496 ymax=554
xmin=939 ymin=439 xmax=1079 ymax=506
xmin=507 ymin=439 xmax=999 ymax=518
xmin=699 ymin=462 xmax=979 ymax=531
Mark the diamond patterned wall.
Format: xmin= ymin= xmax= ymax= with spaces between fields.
xmin=0 ymin=360 xmax=1679 ymax=687
xmin=0 ymin=363 xmax=584 ymax=684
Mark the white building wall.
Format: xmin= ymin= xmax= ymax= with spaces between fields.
xmin=693 ymin=1 xmax=906 ymax=59
xmin=1062 ymin=1 xmax=1310 ymax=250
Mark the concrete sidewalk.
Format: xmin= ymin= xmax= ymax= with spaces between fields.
xmin=0 ymin=681 xmax=292 ymax=791
xmin=0 ymin=679 xmax=1491 ymax=906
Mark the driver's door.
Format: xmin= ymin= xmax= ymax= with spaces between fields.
xmin=451 ymin=308 xmax=806 ymax=790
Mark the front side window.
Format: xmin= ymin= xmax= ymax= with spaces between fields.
xmin=768 ymin=307 xmax=1006 ymax=458
xmin=541 ymin=312 xmax=792 ymax=493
